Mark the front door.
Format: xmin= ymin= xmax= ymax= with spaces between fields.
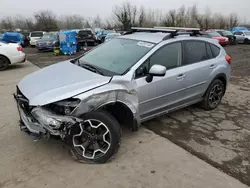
xmin=134 ymin=42 xmax=186 ymax=120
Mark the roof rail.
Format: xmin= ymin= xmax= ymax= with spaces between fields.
xmin=123 ymin=26 xmax=204 ymax=40
xmin=123 ymin=27 xmax=178 ymax=37
xmin=154 ymin=26 xmax=201 ymax=31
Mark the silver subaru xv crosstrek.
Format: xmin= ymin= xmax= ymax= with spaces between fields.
xmin=14 ymin=27 xmax=231 ymax=163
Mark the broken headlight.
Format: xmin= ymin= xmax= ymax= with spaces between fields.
xmin=49 ymin=98 xmax=81 ymax=115
xmin=31 ymin=107 xmax=75 ymax=129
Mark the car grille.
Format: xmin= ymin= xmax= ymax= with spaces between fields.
xmin=16 ymin=86 xmax=31 ymax=112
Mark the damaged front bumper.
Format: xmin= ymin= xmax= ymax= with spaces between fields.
xmin=14 ymin=93 xmax=79 ymax=138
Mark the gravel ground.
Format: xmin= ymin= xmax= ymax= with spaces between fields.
xmin=22 ymin=44 xmax=250 ymax=186
xmin=2 ymin=62 xmax=247 ymax=188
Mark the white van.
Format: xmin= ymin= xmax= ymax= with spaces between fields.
xmin=29 ymin=31 xmax=46 ymax=46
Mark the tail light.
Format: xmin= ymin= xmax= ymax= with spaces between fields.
xmin=225 ymin=55 xmax=231 ymax=64
xmin=17 ymin=46 xmax=22 ymax=51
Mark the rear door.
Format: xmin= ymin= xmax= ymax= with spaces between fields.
xmin=179 ymin=40 xmax=216 ymax=101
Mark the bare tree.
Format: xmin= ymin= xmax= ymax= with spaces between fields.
xmin=0 ymin=2 xmax=242 ymax=32
xmin=83 ymin=20 xmax=92 ymax=28
xmin=1 ymin=16 xmax=14 ymax=31
xmin=93 ymin=15 xmax=103 ymax=28
xmin=58 ymin=15 xmax=84 ymax=30
xmin=113 ymin=1 xmax=137 ymax=30
xmin=203 ymin=6 xmax=212 ymax=29
xmin=34 ymin=10 xmax=58 ymax=31
xmin=229 ymin=13 xmax=239 ymax=28
xmin=176 ymin=5 xmax=186 ymax=27
xmin=13 ymin=15 xmax=35 ymax=31
xmin=138 ymin=6 xmax=146 ymax=27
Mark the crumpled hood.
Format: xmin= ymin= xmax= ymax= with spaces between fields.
xmin=18 ymin=61 xmax=111 ymax=106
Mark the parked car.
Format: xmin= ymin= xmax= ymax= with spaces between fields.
xmin=233 ymin=30 xmax=250 ymax=44
xmin=104 ymin=33 xmax=121 ymax=42
xmin=0 ymin=41 xmax=25 ymax=71
xmin=36 ymin=32 xmax=59 ymax=51
xmin=77 ymin=29 xmax=97 ymax=47
xmin=1 ymin=32 xmax=24 ymax=47
xmin=205 ymin=31 xmax=229 ymax=46
xmin=29 ymin=31 xmax=45 ymax=46
xmin=96 ymin=29 xmax=116 ymax=43
xmin=14 ymin=27 xmax=231 ymax=163
xmin=214 ymin=30 xmax=237 ymax=45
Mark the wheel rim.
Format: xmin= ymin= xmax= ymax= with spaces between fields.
xmin=0 ymin=58 xmax=8 ymax=70
xmin=208 ymin=84 xmax=223 ymax=108
xmin=72 ymin=119 xmax=111 ymax=159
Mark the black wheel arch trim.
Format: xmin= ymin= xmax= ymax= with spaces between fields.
xmin=203 ymin=73 xmax=227 ymax=98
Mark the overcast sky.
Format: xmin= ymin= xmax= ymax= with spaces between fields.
xmin=1 ymin=0 xmax=250 ymax=22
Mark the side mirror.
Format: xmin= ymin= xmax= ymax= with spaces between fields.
xmin=146 ymin=64 xmax=166 ymax=83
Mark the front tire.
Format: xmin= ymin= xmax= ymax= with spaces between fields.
xmin=201 ymin=79 xmax=225 ymax=110
xmin=70 ymin=111 xmax=122 ymax=164
xmin=0 ymin=56 xmax=9 ymax=71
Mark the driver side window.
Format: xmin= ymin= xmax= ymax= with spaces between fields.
xmin=135 ymin=42 xmax=182 ymax=78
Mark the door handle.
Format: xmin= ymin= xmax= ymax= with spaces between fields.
xmin=176 ymin=74 xmax=186 ymax=80
xmin=210 ymin=64 xmax=216 ymax=69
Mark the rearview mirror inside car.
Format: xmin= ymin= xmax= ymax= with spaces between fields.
xmin=146 ymin=64 xmax=166 ymax=83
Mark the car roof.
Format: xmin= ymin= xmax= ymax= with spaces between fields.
xmin=119 ymin=32 xmax=170 ymax=43
xmin=119 ymin=31 xmax=220 ymax=45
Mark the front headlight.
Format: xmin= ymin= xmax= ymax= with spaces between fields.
xmin=31 ymin=107 xmax=75 ymax=129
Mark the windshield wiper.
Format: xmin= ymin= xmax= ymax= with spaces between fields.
xmin=80 ymin=63 xmax=104 ymax=75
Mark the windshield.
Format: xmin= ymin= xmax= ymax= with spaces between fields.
xmin=78 ymin=38 xmax=155 ymax=75
xmin=222 ymin=31 xmax=233 ymax=36
xmin=78 ymin=30 xmax=92 ymax=36
xmin=207 ymin=32 xmax=221 ymax=37
xmin=31 ymin=32 xmax=43 ymax=37
xmin=107 ymin=33 xmax=120 ymax=39
xmin=41 ymin=33 xmax=57 ymax=40
xmin=244 ymin=31 xmax=250 ymax=36
xmin=103 ymin=30 xmax=115 ymax=35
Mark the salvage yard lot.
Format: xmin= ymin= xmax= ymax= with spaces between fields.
xmin=0 ymin=45 xmax=250 ymax=187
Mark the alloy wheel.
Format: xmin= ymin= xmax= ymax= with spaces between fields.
xmin=0 ymin=58 xmax=8 ymax=71
xmin=208 ymin=84 xmax=223 ymax=108
xmin=72 ymin=119 xmax=111 ymax=160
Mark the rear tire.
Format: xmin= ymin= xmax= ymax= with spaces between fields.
xmin=0 ymin=56 xmax=9 ymax=71
xmin=244 ymin=38 xmax=249 ymax=44
xmin=70 ymin=111 xmax=122 ymax=164
xmin=201 ymin=79 xmax=225 ymax=110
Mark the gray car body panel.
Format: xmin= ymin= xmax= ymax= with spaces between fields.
xmin=18 ymin=61 xmax=111 ymax=106
xmin=17 ymin=32 xmax=231 ymax=129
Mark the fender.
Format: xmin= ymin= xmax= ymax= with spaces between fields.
xmin=71 ymin=83 xmax=140 ymax=128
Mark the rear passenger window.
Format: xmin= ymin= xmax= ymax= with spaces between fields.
xmin=183 ymin=41 xmax=208 ymax=65
xmin=206 ymin=43 xmax=213 ymax=59
xmin=210 ymin=44 xmax=220 ymax=57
